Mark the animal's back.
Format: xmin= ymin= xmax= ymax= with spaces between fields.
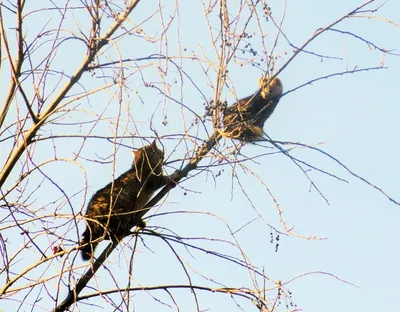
xmin=80 ymin=140 xmax=165 ymax=260
xmin=222 ymin=77 xmax=283 ymax=140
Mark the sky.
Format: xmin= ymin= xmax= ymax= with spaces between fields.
xmin=1 ymin=0 xmax=400 ymax=311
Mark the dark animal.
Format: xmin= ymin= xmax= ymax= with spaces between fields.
xmin=222 ymin=76 xmax=283 ymax=140
xmin=80 ymin=140 xmax=168 ymax=260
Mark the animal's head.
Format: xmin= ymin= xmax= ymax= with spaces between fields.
xmin=259 ymin=76 xmax=283 ymax=99
xmin=133 ymin=140 xmax=164 ymax=169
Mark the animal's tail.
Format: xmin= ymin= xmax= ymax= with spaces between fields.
xmin=79 ymin=229 xmax=97 ymax=261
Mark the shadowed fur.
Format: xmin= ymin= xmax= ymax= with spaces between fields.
xmin=80 ymin=140 xmax=168 ymax=260
xmin=222 ymin=77 xmax=283 ymax=140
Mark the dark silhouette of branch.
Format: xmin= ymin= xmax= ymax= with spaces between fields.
xmin=53 ymin=243 xmax=117 ymax=312
xmin=54 ymin=131 xmax=222 ymax=311
xmin=0 ymin=0 xmax=141 ymax=188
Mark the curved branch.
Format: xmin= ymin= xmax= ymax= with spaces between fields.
xmin=0 ymin=0 xmax=141 ymax=188
xmin=53 ymin=130 xmax=222 ymax=311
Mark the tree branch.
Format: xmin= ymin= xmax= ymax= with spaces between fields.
xmin=0 ymin=0 xmax=142 ymax=188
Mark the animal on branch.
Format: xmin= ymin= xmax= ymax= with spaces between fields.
xmin=222 ymin=76 xmax=283 ymax=140
xmin=79 ymin=140 xmax=168 ymax=260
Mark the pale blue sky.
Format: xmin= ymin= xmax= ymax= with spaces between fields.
xmin=1 ymin=1 xmax=399 ymax=311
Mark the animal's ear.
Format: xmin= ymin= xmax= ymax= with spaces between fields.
xmin=151 ymin=139 xmax=158 ymax=148
xmin=258 ymin=76 xmax=267 ymax=89
xmin=133 ymin=148 xmax=141 ymax=159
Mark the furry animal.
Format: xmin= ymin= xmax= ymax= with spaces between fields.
xmin=80 ymin=140 xmax=168 ymax=260
xmin=222 ymin=76 xmax=283 ymax=140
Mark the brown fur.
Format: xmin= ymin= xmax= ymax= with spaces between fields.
xmin=80 ymin=140 xmax=167 ymax=260
xmin=222 ymin=77 xmax=283 ymax=140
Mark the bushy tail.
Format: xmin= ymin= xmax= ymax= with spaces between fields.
xmin=79 ymin=229 xmax=97 ymax=261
